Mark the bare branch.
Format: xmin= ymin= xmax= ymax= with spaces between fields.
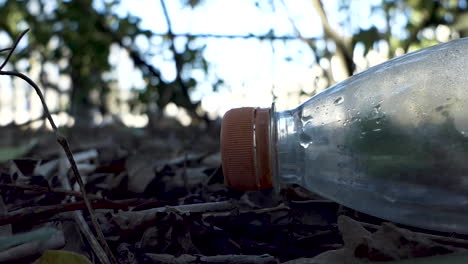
xmin=159 ymin=0 xmax=178 ymax=107
xmin=0 ymin=71 xmax=58 ymax=130
xmin=0 ymin=29 xmax=29 ymax=71
xmin=310 ymin=0 xmax=354 ymax=77
xmin=0 ymin=182 xmax=108 ymax=201
xmin=0 ymin=199 xmax=132 ymax=226
xmin=279 ymin=0 xmax=316 ymax=49
xmin=160 ymin=0 xmax=200 ymax=120
xmin=145 ymin=253 xmax=278 ymax=264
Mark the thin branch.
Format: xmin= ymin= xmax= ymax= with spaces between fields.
xmin=160 ymin=0 xmax=201 ymax=120
xmin=160 ymin=0 xmax=184 ymax=107
xmin=279 ymin=0 xmax=316 ymax=49
xmin=57 ymin=132 xmax=118 ymax=264
xmin=0 ymin=182 xmax=110 ymax=201
xmin=310 ymin=0 xmax=354 ymax=77
xmin=145 ymin=253 xmax=278 ymax=264
xmin=160 ymin=0 xmax=173 ymax=32
xmin=59 ymin=156 xmax=114 ymax=264
xmin=0 ymin=48 xmax=12 ymax=53
xmin=73 ymin=213 xmax=110 ymax=264
xmin=115 ymin=200 xmax=235 ymax=230
xmin=0 ymin=199 xmax=132 ymax=226
xmin=311 ymin=0 xmax=345 ymax=46
xmin=0 ymin=71 xmax=57 ymax=131
xmin=0 ymin=29 xmax=118 ymax=264
xmin=0 ymin=29 xmax=29 ymax=71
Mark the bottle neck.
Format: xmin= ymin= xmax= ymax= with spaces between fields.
xmin=270 ymin=105 xmax=304 ymax=190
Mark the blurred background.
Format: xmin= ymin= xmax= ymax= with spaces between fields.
xmin=0 ymin=0 xmax=467 ymax=129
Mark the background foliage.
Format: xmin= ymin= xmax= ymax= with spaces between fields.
xmin=0 ymin=0 xmax=468 ymax=127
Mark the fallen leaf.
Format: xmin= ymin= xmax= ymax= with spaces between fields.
xmin=0 ymin=196 xmax=11 ymax=237
xmin=0 ymin=228 xmax=65 ymax=262
xmin=283 ymin=248 xmax=364 ymax=264
xmin=126 ymin=153 xmax=156 ymax=193
xmin=373 ymin=251 xmax=468 ymax=264
xmin=0 ymin=139 xmax=38 ymax=163
xmin=35 ymin=250 xmax=92 ymax=264
xmin=337 ymin=215 xmax=463 ymax=261
xmin=338 ymin=215 xmax=371 ymax=251
xmin=0 ymin=227 xmax=59 ymax=251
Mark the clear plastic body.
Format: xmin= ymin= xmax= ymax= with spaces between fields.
xmin=273 ymin=38 xmax=468 ymax=234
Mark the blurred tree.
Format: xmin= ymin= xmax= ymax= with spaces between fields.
xmin=1 ymin=0 xmax=468 ymax=127
xmin=0 ymin=0 xmax=214 ymax=126
xmin=300 ymin=0 xmax=468 ymax=87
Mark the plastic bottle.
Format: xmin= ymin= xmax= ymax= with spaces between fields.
xmin=220 ymin=37 xmax=468 ymax=234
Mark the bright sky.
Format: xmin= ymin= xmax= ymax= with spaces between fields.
xmin=104 ymin=0 xmax=397 ymax=125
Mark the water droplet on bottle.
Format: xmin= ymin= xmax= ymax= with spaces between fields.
xmin=373 ymin=128 xmax=382 ymax=132
xmin=361 ymin=131 xmax=367 ymax=135
xmin=299 ymin=132 xmax=312 ymax=148
xmin=334 ymin=96 xmax=344 ymax=105
xmin=317 ymin=137 xmax=329 ymax=145
xmin=337 ymin=145 xmax=346 ymax=151
xmin=337 ymin=162 xmax=346 ymax=168
xmin=435 ymin=106 xmax=444 ymax=112
xmin=301 ymin=114 xmax=314 ymax=126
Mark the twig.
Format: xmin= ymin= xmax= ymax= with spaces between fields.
xmin=203 ymin=203 xmax=290 ymax=218
xmin=159 ymin=0 xmax=190 ymax=107
xmin=310 ymin=0 xmax=354 ymax=77
xmin=0 ymin=48 xmax=12 ymax=53
xmin=278 ymin=0 xmax=316 ymax=48
xmin=0 ymin=183 xmax=104 ymax=200
xmin=0 ymin=29 xmax=29 ymax=71
xmin=121 ymin=200 xmax=234 ymax=216
xmin=63 ymin=163 xmax=114 ymax=264
xmin=0 ymin=182 xmax=141 ymax=212
xmin=0 ymin=199 xmax=132 ymax=226
xmin=0 ymin=71 xmax=58 ymax=130
xmin=73 ymin=212 xmax=110 ymax=264
xmin=115 ymin=201 xmax=235 ymax=230
xmin=0 ymin=29 xmax=118 ymax=264
xmin=145 ymin=253 xmax=278 ymax=264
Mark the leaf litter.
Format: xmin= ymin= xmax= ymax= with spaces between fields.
xmin=1 ymin=123 xmax=468 ymax=263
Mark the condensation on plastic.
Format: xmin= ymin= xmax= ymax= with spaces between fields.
xmin=273 ymin=38 xmax=468 ymax=234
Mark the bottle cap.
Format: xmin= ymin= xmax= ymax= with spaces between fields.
xmin=220 ymin=107 xmax=273 ymax=190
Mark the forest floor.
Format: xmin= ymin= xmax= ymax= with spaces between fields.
xmin=1 ymin=120 xmax=468 ymax=264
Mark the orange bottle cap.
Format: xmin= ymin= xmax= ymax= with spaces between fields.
xmin=220 ymin=107 xmax=273 ymax=190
